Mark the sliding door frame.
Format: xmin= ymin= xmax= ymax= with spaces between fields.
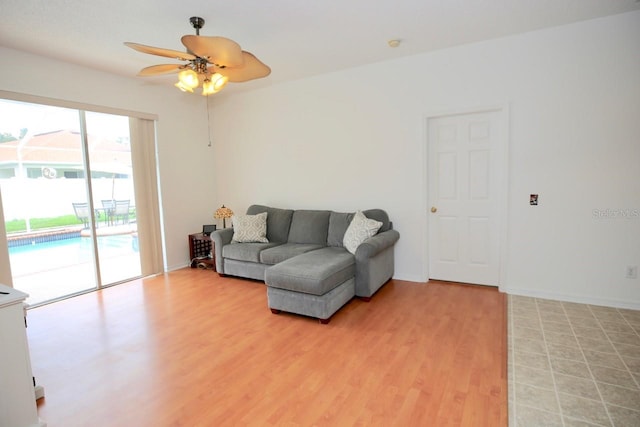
xmin=0 ymin=90 xmax=163 ymax=299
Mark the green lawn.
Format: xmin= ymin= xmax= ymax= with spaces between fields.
xmin=5 ymin=215 xmax=83 ymax=233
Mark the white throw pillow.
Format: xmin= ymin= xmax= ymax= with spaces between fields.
xmin=343 ymin=211 xmax=383 ymax=254
xmin=232 ymin=212 xmax=269 ymax=243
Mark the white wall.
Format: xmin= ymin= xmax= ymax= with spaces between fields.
xmin=211 ymin=12 xmax=640 ymax=308
xmin=0 ymin=47 xmax=218 ymax=272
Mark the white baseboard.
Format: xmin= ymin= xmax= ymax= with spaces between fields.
xmin=166 ymin=263 xmax=188 ymax=272
xmin=392 ymin=274 xmax=426 ymax=283
xmin=502 ymin=287 xmax=640 ymax=311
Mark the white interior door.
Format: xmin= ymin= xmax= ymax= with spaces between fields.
xmin=427 ymin=110 xmax=504 ymax=286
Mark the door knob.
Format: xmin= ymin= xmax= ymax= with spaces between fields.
xmin=431 ymin=206 xmax=437 ymax=213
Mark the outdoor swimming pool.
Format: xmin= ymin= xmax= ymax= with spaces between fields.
xmin=9 ymin=231 xmax=142 ymax=305
xmin=9 ymin=234 xmax=138 ymax=276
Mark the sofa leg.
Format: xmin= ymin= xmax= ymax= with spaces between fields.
xmin=319 ymin=318 xmax=330 ymax=324
xmin=218 ymin=273 xmax=227 ymax=277
xmin=270 ymin=308 xmax=281 ymax=315
xmin=359 ymin=296 xmax=372 ymax=302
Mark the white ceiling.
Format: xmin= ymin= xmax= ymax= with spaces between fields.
xmin=2 ymin=0 xmax=639 ymax=95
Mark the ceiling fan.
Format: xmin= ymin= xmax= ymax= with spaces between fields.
xmin=125 ymin=17 xmax=270 ymax=95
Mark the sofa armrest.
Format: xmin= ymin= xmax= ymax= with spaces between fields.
xmin=211 ymin=228 xmax=234 ymax=273
xmin=354 ymin=229 xmax=400 ymax=298
xmin=355 ymin=229 xmax=400 ymax=261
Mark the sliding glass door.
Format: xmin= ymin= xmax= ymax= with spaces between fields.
xmin=85 ymin=111 xmax=141 ymax=285
xmin=0 ymin=99 xmax=142 ymax=305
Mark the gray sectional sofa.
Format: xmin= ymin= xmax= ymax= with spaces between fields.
xmin=211 ymin=205 xmax=400 ymax=323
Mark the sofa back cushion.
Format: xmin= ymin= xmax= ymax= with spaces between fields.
xmin=287 ymin=210 xmax=331 ymax=245
xmin=327 ymin=211 xmax=354 ymax=247
xmin=246 ymin=205 xmax=293 ymax=243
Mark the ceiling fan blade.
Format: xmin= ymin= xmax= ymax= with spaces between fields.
xmin=137 ymin=64 xmax=184 ymax=76
xmin=215 ymin=51 xmax=271 ymax=83
xmin=181 ymin=35 xmax=244 ymax=67
xmin=124 ymin=42 xmax=196 ymax=61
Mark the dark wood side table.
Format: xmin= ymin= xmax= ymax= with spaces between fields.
xmin=188 ymin=233 xmax=216 ymax=270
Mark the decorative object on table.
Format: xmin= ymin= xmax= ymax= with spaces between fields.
xmin=214 ymin=205 xmax=234 ymax=228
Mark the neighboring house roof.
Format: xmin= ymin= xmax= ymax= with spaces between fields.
xmin=0 ymin=130 xmax=131 ymax=170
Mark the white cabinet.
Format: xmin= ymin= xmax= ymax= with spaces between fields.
xmin=0 ymin=284 xmax=46 ymax=427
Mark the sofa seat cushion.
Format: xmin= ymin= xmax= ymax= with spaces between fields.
xmin=265 ymin=247 xmax=355 ymax=296
xmin=259 ymin=243 xmax=324 ymax=265
xmin=223 ymin=242 xmax=282 ymax=263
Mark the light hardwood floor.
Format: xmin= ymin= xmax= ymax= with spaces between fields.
xmin=28 ymin=269 xmax=507 ymax=426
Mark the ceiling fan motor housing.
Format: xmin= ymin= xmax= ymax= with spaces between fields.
xmin=190 ymin=17 xmax=205 ymax=35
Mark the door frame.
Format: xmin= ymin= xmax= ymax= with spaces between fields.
xmin=422 ymin=103 xmax=510 ymax=289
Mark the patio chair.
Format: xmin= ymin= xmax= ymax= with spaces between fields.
xmin=114 ymin=200 xmax=130 ymax=224
xmin=101 ymin=199 xmax=115 ymax=225
xmin=72 ymin=202 xmax=90 ymax=228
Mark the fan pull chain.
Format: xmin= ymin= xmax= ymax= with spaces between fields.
xmin=206 ymin=96 xmax=212 ymax=147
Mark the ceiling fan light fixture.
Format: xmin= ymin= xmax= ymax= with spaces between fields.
xmin=211 ymin=73 xmax=228 ymax=91
xmin=178 ymin=69 xmax=199 ymax=88
xmin=175 ymin=81 xmax=194 ymax=93
xmin=201 ymin=73 xmax=229 ymax=96
xmin=201 ymin=79 xmax=216 ymax=96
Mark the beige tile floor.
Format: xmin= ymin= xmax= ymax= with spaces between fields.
xmin=508 ymin=295 xmax=640 ymax=426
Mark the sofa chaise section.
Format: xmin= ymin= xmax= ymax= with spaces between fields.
xmin=265 ymin=247 xmax=356 ymax=323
